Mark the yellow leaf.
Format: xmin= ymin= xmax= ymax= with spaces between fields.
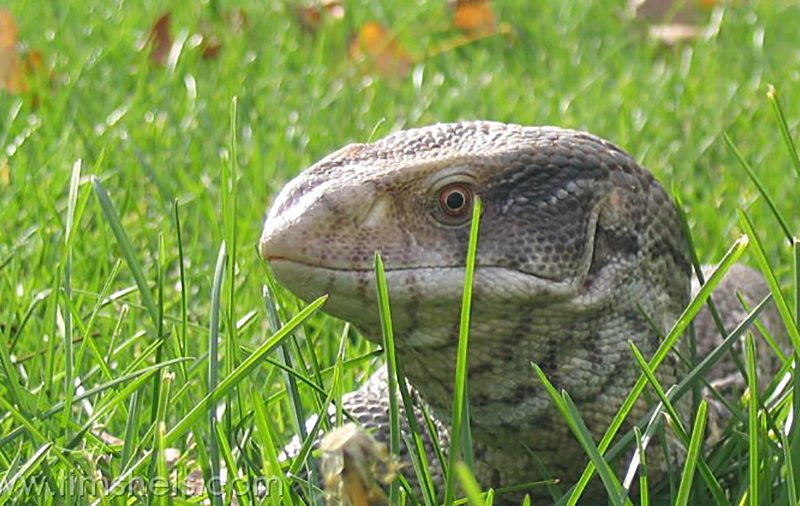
xmin=349 ymin=22 xmax=412 ymax=80
xmin=0 ymin=9 xmax=25 ymax=93
xmin=452 ymin=0 xmax=497 ymax=34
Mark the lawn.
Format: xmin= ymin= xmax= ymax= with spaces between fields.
xmin=1 ymin=0 xmax=799 ymax=504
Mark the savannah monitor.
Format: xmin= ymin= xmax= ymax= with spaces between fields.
xmin=259 ymin=121 xmax=783 ymax=503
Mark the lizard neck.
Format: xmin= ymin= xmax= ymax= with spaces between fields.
xmin=394 ymin=286 xmax=674 ymax=432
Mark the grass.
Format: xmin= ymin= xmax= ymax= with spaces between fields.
xmin=1 ymin=0 xmax=800 ymax=504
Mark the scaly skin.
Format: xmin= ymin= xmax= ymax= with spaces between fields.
xmin=260 ymin=122 xmax=780 ymax=502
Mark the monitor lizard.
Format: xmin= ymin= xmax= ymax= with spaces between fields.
xmin=259 ymin=121 xmax=784 ymax=503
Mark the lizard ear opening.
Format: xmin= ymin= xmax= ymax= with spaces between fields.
xmin=586 ymin=198 xmax=641 ymax=278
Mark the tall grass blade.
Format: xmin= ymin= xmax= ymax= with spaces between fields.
xmin=444 ymin=197 xmax=482 ymax=506
xmin=791 ymin=239 xmax=800 ymax=498
xmin=567 ymin=235 xmax=747 ymax=503
xmin=532 ymin=364 xmax=626 ymax=506
xmin=674 ymin=400 xmax=707 ymax=506
xmin=264 ymin=285 xmax=307 ymax=441
xmin=738 ymin=211 xmax=800 ymax=352
xmin=723 ymin=132 xmax=792 ymax=244
xmin=745 ymin=334 xmax=759 ymax=506
xmin=208 ymin=242 xmax=226 ymax=506
xmin=164 ymin=295 xmax=326 ymax=445
xmin=455 ymin=462 xmax=487 ymax=506
xmin=627 ymin=341 xmax=725 ymax=500
xmin=59 ymin=158 xmax=82 ymax=435
xmin=766 ymin=85 xmax=800 ymax=179
xmin=782 ymin=431 xmax=798 ymax=506
xmin=374 ymin=251 xmax=401 ymax=503
xmin=92 ymin=176 xmax=159 ymax=327
xmin=375 ymin=250 xmax=437 ymax=503
xmin=0 ymin=442 xmax=52 ymax=503
xmin=633 ymin=427 xmax=649 ymax=506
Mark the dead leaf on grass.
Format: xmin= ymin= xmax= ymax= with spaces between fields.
xmin=146 ymin=12 xmax=172 ymax=65
xmin=292 ymin=0 xmax=345 ymax=33
xmin=0 ymin=10 xmax=24 ymax=93
xmin=451 ymin=0 xmax=497 ymax=34
xmin=349 ymin=21 xmax=412 ymax=80
xmin=631 ymin=0 xmax=729 ymax=44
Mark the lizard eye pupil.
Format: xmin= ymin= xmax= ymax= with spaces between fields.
xmin=439 ymin=184 xmax=472 ymax=216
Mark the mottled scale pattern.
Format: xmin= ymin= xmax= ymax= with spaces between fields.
xmin=260 ymin=122 xmax=786 ymax=503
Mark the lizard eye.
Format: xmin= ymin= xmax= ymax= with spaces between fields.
xmin=438 ymin=183 xmax=473 ymax=217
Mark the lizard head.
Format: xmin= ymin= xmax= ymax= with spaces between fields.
xmin=260 ymin=122 xmax=689 ymax=348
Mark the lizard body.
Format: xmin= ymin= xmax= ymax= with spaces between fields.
xmin=260 ymin=121 xmax=782 ymax=502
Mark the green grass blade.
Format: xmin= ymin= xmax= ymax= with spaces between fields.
xmin=791 ymin=239 xmax=800 ymax=498
xmin=264 ymin=284 xmax=307 ymax=442
xmin=444 ymin=196 xmax=482 ymax=506
xmin=173 ymin=200 xmax=189 ymax=381
xmin=766 ymin=85 xmax=800 ymax=179
xmin=532 ymin=364 xmax=626 ymax=506
xmin=675 ymin=400 xmax=707 ymax=506
xmin=633 ymin=426 xmax=649 ymax=506
xmin=723 ymin=132 xmax=792 ymax=244
xmin=208 ymin=241 xmax=226 ymax=506
xmin=455 ymin=461 xmax=487 ymax=506
xmin=782 ymin=431 xmax=798 ymax=506
xmin=92 ymin=176 xmax=159 ymax=328
xmin=0 ymin=442 xmax=52 ymax=503
xmin=745 ymin=334 xmax=759 ymax=506
xmin=738 ymin=210 xmax=800 ymax=352
xmin=59 ymin=158 xmax=82 ymax=436
xmin=215 ymin=421 xmax=250 ymax=506
xmin=567 ymin=235 xmax=747 ymax=503
xmin=374 ymin=251 xmax=401 ymax=503
xmin=373 ymin=258 xmax=439 ymax=506
xmin=627 ymin=341 xmax=726 ymax=501
xmin=165 ymin=295 xmax=326 ymax=445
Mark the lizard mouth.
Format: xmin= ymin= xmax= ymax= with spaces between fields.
xmin=265 ymin=257 xmax=577 ymax=304
xmin=264 ymin=255 xmax=566 ymax=282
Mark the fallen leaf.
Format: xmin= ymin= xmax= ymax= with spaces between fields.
xmin=321 ymin=424 xmax=401 ymax=506
xmin=292 ymin=0 xmax=344 ymax=33
xmin=630 ymin=0 xmax=729 ymax=44
xmin=294 ymin=5 xmax=323 ymax=32
xmin=349 ymin=21 xmax=412 ymax=80
xmin=451 ymin=0 xmax=497 ymax=34
xmin=0 ymin=9 xmax=24 ymax=93
xmin=200 ymin=33 xmax=222 ymax=60
xmin=631 ymin=0 xmax=719 ymax=25
xmin=147 ymin=12 xmax=172 ymax=65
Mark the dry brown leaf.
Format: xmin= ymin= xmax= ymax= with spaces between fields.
xmin=147 ymin=12 xmax=172 ymax=65
xmin=200 ymin=33 xmax=222 ymax=60
xmin=0 ymin=9 xmax=24 ymax=93
xmin=292 ymin=0 xmax=344 ymax=33
xmin=451 ymin=0 xmax=497 ymax=34
xmin=0 ymin=10 xmax=47 ymax=99
xmin=294 ymin=5 xmax=323 ymax=32
xmin=349 ymin=21 xmax=412 ymax=80
xmin=631 ymin=0 xmax=729 ymax=44
xmin=321 ymin=424 xmax=401 ymax=506
xmin=631 ymin=0 xmax=722 ymax=25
